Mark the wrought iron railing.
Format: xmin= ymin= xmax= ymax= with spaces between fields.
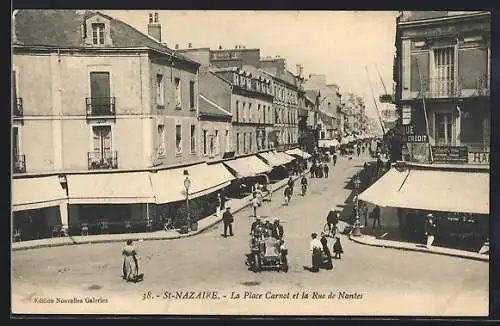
xmin=88 ymin=151 xmax=118 ymax=170
xmin=85 ymin=97 xmax=116 ymax=117
xmin=416 ymin=75 xmax=490 ymax=99
xmin=14 ymin=98 xmax=23 ymax=117
xmin=13 ymin=154 xmax=26 ymax=173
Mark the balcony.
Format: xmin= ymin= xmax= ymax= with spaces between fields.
xmin=420 ymin=78 xmax=461 ymax=98
xmin=13 ymin=154 xmax=26 ymax=173
xmin=88 ymin=151 xmax=118 ymax=170
xmin=13 ymin=98 xmax=23 ymax=118
xmin=413 ymin=76 xmax=490 ymax=99
xmin=85 ymin=97 xmax=116 ymax=118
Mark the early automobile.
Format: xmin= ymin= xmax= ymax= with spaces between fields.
xmin=245 ymin=232 xmax=288 ymax=273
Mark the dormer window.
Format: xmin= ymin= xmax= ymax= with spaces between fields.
xmin=84 ymin=14 xmax=113 ymax=47
xmin=92 ymin=23 xmax=105 ymax=45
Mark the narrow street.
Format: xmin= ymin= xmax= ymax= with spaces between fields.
xmin=12 ymin=155 xmax=488 ymax=316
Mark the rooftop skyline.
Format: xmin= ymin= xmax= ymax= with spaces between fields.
xmin=102 ymin=10 xmax=399 ymax=121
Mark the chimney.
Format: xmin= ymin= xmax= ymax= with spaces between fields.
xmin=147 ymin=12 xmax=161 ymax=42
xmin=296 ymin=64 xmax=304 ymax=77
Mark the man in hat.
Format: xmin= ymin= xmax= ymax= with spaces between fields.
xmin=425 ymin=213 xmax=437 ymax=249
xmin=263 ymin=218 xmax=273 ymax=237
xmin=272 ymin=218 xmax=284 ymax=240
xmin=222 ymin=206 xmax=234 ymax=238
xmin=309 ymin=233 xmax=323 ymax=272
xmin=371 ymin=205 xmax=381 ymax=229
xmin=250 ymin=216 xmax=262 ymax=236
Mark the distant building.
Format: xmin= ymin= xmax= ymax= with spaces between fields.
xmin=303 ymin=74 xmax=342 ymax=137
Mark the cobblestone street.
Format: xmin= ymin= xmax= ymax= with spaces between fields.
xmin=12 ymin=156 xmax=488 ymax=315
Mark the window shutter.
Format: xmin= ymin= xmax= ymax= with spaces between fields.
xmin=458 ymin=48 xmax=487 ymax=89
xmin=410 ymin=52 xmax=429 ymax=92
xmin=103 ymin=127 xmax=112 ymax=153
xmin=92 ymin=128 xmax=101 ymax=152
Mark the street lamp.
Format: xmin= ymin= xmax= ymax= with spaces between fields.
xmin=352 ymin=174 xmax=362 ymax=236
xmin=183 ymin=169 xmax=191 ymax=226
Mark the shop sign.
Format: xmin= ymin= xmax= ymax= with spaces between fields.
xmin=468 ymin=152 xmax=489 ymax=165
xmin=401 ymin=124 xmax=428 ymax=143
xmin=431 ymin=146 xmax=468 ymax=163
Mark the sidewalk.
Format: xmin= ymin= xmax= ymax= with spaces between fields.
xmin=12 ymin=174 xmax=298 ymax=251
xmin=347 ymin=225 xmax=489 ymax=262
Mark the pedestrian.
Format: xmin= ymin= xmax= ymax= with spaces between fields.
xmin=326 ymin=208 xmax=338 ymax=237
xmin=122 ymin=239 xmax=139 ymax=282
xmin=250 ymin=192 xmax=259 ymax=217
xmin=361 ymin=202 xmax=369 ymax=227
xmin=287 ymin=175 xmax=295 ymax=196
xmin=309 ymin=233 xmax=322 ymax=272
xmin=310 ymin=163 xmax=316 ymax=178
xmin=284 ymin=185 xmax=292 ymax=205
xmin=320 ymin=232 xmax=333 ymax=270
xmin=222 ymin=206 xmax=234 ymax=237
xmin=371 ymin=205 xmax=381 ymax=229
xmin=323 ymin=163 xmax=329 ymax=178
xmin=317 ymin=163 xmax=324 ymax=178
xmin=332 ymin=228 xmax=344 ymax=259
xmin=333 ymin=152 xmax=337 ymax=166
xmin=216 ymin=193 xmax=225 ymax=218
xmin=357 ymin=145 xmax=361 ymax=157
xmin=272 ymin=218 xmax=284 ymax=240
xmin=425 ymin=213 xmax=437 ymax=249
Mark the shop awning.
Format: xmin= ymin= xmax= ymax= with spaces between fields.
xmin=359 ymin=167 xmax=489 ymax=214
xmin=285 ymin=148 xmax=312 ymax=159
xmin=67 ymin=172 xmax=155 ymax=204
xmin=150 ymin=163 xmax=235 ymax=204
xmin=223 ymin=155 xmax=272 ymax=178
xmin=258 ymin=152 xmax=288 ymax=167
xmin=12 ymin=176 xmax=68 ymax=212
xmin=275 ymin=151 xmax=296 ymax=164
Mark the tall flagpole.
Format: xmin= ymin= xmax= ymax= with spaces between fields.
xmin=415 ymin=59 xmax=433 ymax=162
xmin=365 ymin=66 xmax=386 ymax=135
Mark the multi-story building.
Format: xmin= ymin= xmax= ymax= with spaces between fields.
xmin=259 ymin=57 xmax=300 ymax=150
xmin=394 ymin=11 xmax=490 ymax=163
xmin=197 ymin=67 xmax=233 ymax=161
xmin=304 ymin=74 xmax=343 ymax=137
xmin=11 ymin=10 xmax=235 ymax=239
xmin=359 ymin=11 xmax=490 ymax=248
xmin=179 ymin=47 xmax=298 ymax=182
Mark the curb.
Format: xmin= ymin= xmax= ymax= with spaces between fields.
xmin=12 ymin=173 xmax=304 ymax=251
xmin=349 ymin=234 xmax=489 ymax=262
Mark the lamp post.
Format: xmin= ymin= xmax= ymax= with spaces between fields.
xmin=183 ymin=170 xmax=191 ymax=227
xmin=352 ymin=174 xmax=362 ymax=236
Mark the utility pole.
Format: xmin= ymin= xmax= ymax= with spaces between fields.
xmin=415 ymin=59 xmax=434 ymax=162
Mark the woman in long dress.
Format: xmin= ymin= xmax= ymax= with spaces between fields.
xmin=122 ymin=239 xmax=139 ymax=282
xmin=333 ymin=229 xmax=344 ymax=259
xmin=320 ymin=232 xmax=333 ymax=270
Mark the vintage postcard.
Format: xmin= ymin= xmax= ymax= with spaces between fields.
xmin=11 ymin=10 xmax=490 ymax=316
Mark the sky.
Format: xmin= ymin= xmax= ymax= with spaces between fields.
xmin=103 ymin=10 xmax=398 ymax=120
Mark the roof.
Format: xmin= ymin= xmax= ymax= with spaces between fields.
xmin=13 ymin=10 xmax=198 ymax=65
xmin=305 ymin=90 xmax=320 ymax=102
xmin=259 ymin=68 xmax=298 ymax=88
xmin=199 ymin=94 xmax=232 ymax=118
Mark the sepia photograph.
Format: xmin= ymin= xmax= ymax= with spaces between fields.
xmin=11 ymin=9 xmax=490 ymax=316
